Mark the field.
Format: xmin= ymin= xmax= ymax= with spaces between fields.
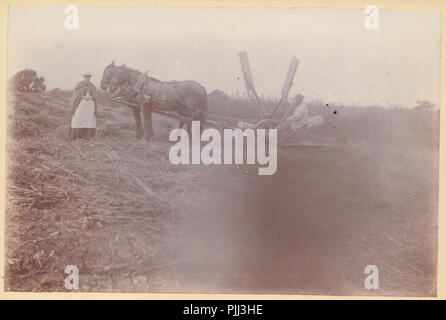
xmin=4 ymin=89 xmax=439 ymax=296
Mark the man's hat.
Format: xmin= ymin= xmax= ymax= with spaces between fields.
xmin=83 ymin=72 xmax=94 ymax=77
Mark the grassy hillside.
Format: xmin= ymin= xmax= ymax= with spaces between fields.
xmin=5 ymin=90 xmax=200 ymax=291
xmin=4 ymin=89 xmax=439 ymax=294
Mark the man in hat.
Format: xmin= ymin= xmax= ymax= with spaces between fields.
xmin=276 ymin=94 xmax=310 ymax=144
xmin=286 ymin=94 xmax=309 ymax=130
xmin=278 ymin=94 xmax=308 ymax=132
xmin=69 ymin=72 xmax=98 ymax=139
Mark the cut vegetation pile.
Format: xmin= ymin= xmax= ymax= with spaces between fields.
xmin=4 ymin=89 xmax=439 ymax=294
xmin=5 ymin=91 xmax=203 ymax=292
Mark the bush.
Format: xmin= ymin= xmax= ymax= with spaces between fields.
xmin=11 ymin=69 xmax=46 ymax=93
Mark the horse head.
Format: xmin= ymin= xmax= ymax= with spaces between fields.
xmin=108 ymin=65 xmax=134 ymax=98
xmin=100 ymin=61 xmax=116 ymax=90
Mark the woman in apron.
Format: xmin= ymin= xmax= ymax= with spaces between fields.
xmin=70 ymin=72 xmax=98 ymax=139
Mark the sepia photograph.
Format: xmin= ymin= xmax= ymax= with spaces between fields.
xmin=3 ymin=4 xmax=441 ymax=296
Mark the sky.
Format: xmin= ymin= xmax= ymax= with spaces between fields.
xmin=7 ymin=6 xmax=441 ymax=108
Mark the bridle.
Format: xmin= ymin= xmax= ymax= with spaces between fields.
xmin=100 ymin=64 xmax=118 ymax=92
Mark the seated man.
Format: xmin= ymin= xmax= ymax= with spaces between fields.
xmin=277 ymin=94 xmax=308 ymax=134
xmin=286 ymin=94 xmax=309 ymax=130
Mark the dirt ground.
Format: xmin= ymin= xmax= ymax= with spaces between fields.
xmin=4 ymin=92 xmax=438 ymax=296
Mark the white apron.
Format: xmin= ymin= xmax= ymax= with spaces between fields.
xmin=71 ymin=99 xmax=96 ymax=128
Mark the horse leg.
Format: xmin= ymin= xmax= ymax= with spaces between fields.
xmin=191 ymin=105 xmax=206 ymax=134
xmin=186 ymin=119 xmax=192 ymax=134
xmin=178 ymin=108 xmax=192 ymax=134
xmin=196 ymin=109 xmax=206 ymax=134
xmin=143 ymin=103 xmax=154 ymax=140
xmin=180 ymin=114 xmax=192 ymax=135
xmin=131 ymin=105 xmax=144 ymax=139
xmin=188 ymin=94 xmax=207 ymax=134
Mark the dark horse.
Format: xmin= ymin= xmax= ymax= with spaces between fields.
xmin=100 ymin=61 xmax=207 ymax=139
